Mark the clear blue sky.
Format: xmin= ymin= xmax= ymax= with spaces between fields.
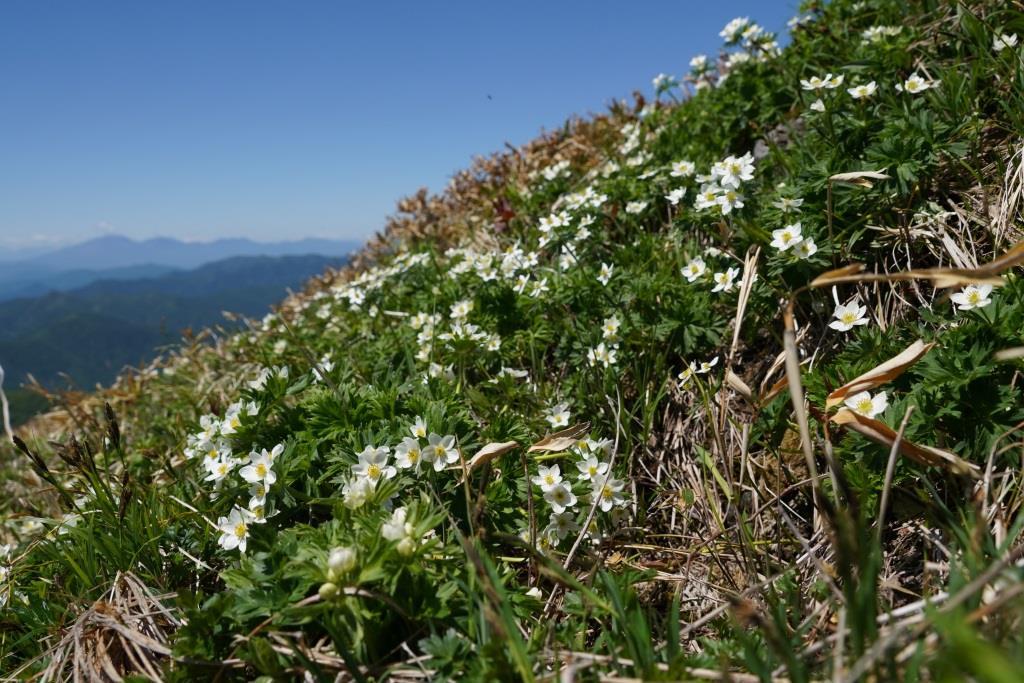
xmin=0 ymin=1 xmax=796 ymax=250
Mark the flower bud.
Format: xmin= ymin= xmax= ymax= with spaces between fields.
xmin=318 ymin=582 xmax=339 ymax=601
xmin=328 ymin=546 xmax=357 ymax=574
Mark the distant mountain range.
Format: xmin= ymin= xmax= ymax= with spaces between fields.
xmin=0 ymin=234 xmax=359 ymax=301
xmin=0 ymin=234 xmax=359 ymax=425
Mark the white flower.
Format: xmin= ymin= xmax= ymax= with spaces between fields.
xmin=532 ymin=464 xmax=563 ymax=492
xmin=247 ymin=482 xmax=267 ymax=512
xmin=994 ymin=33 xmax=1018 ymax=52
xmin=601 ymin=315 xmax=621 ymax=342
xmin=801 ymin=73 xmax=843 ymax=90
xmin=625 ymin=201 xmax=648 ymax=215
xmin=576 ymin=455 xmax=609 ymax=483
xmin=682 ymin=257 xmax=707 ymax=283
xmin=597 ymin=262 xmax=614 ymax=286
xmin=716 ymin=188 xmax=745 ymax=214
xmin=216 ymin=507 xmax=253 ymax=553
xmin=829 ymin=302 xmax=869 ymax=331
xmin=794 ymin=238 xmax=818 ymax=259
xmin=670 ymin=160 xmax=696 ymax=177
xmin=773 ymin=197 xmax=804 ymax=212
xmin=587 ymin=342 xmax=618 ymax=368
xmin=689 ymin=54 xmax=708 ymax=72
xmin=411 ymin=416 xmax=428 ymax=439
xmin=896 ymin=73 xmax=937 ymax=94
xmin=394 ymin=437 xmax=424 ymax=471
xmin=352 ymin=445 xmax=396 ymax=483
xmin=845 ymin=391 xmax=888 ymax=419
xmin=592 ymin=475 xmax=626 ymax=512
xmin=220 ymin=401 xmax=258 ymax=435
xmin=770 ymin=222 xmax=804 ymax=251
xmin=450 ymin=299 xmax=473 ymax=320
xmin=342 ymin=476 xmax=375 ymax=509
xmin=239 ymin=449 xmax=277 ymax=486
xmin=546 ymin=402 xmax=571 ymax=429
xmin=426 ymin=433 xmax=459 ymax=471
xmin=665 ymin=187 xmax=687 ymax=205
xmin=544 ymin=511 xmax=580 ymax=541
xmin=204 ymin=455 xmax=235 ymax=483
xmin=694 ymin=184 xmax=722 ymax=211
xmin=713 ymin=153 xmax=755 ymax=189
xmin=950 ymin=284 xmax=993 ymax=310
xmin=697 ymin=356 xmax=719 ymax=374
xmin=847 ymin=81 xmax=878 ymax=99
xmin=720 ymin=17 xmax=750 ymax=43
xmin=711 ymin=268 xmax=739 ymax=293
xmin=544 ymin=483 xmax=578 ymax=514
xmin=328 ymin=546 xmax=357 ymax=575
xmin=381 ymin=507 xmax=410 ymax=541
xmin=652 ymin=73 xmax=675 ymax=91
xmin=677 ymin=362 xmax=697 ymax=386
xmin=862 ymin=26 xmax=901 ymax=43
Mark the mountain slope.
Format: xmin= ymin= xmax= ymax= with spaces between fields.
xmin=2 ymin=1 xmax=1024 ymax=680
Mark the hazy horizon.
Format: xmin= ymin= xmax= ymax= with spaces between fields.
xmin=0 ymin=0 xmax=795 ymax=251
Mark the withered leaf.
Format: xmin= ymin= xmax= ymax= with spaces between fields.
xmin=527 ymin=422 xmax=591 ymax=454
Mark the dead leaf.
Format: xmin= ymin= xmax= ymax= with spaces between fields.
xmin=725 ymin=369 xmax=753 ymax=403
xmin=459 ymin=441 xmax=518 ymax=480
xmin=826 ymin=340 xmax=934 ymax=409
xmin=810 ymin=241 xmax=1023 ymax=290
xmin=760 ymin=375 xmax=789 ymax=404
xmin=829 ymin=169 xmax=891 ymax=188
xmin=994 ymin=347 xmax=1024 ymax=362
xmin=832 ymin=408 xmax=979 ymax=476
xmin=528 ymin=422 xmax=591 ymax=454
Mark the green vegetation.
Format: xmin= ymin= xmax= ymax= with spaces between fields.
xmin=2 ymin=0 xmax=1024 ymax=679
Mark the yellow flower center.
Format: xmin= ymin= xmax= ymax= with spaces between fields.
xmin=588 ymin=465 xmax=598 ymax=476
xmin=601 ymin=486 xmax=614 ymax=501
xmin=968 ymin=291 xmax=980 ymax=304
xmin=544 ymin=474 xmax=555 ymax=486
xmin=842 ymin=312 xmax=857 ymax=324
xmin=408 ymin=448 xmax=420 ymax=462
xmin=434 ymin=445 xmax=446 ymax=457
xmin=230 ymin=416 xmax=241 ymax=428
xmin=782 ymin=231 xmax=793 ymax=242
xmin=367 ymin=464 xmax=381 ymax=479
xmin=207 ymin=449 xmax=218 ymax=460
xmin=255 ymin=463 xmax=267 ymax=477
xmin=856 ymin=399 xmax=873 ymax=414
xmin=234 ymin=523 xmax=247 ymax=539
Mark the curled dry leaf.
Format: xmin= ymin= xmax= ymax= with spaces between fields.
xmin=994 ymin=347 xmax=1024 ymax=362
xmin=725 ymin=369 xmax=754 ymax=404
xmin=810 ymin=241 xmax=1023 ymax=290
xmin=527 ymin=422 xmax=592 ymax=454
xmin=832 ymin=408 xmax=979 ymax=477
xmin=829 ymin=169 xmax=891 ymax=188
xmin=458 ymin=441 xmax=519 ymax=480
xmin=826 ymin=340 xmax=934 ymax=409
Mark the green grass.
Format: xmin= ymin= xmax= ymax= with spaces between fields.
xmin=3 ymin=0 xmax=1024 ymax=679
